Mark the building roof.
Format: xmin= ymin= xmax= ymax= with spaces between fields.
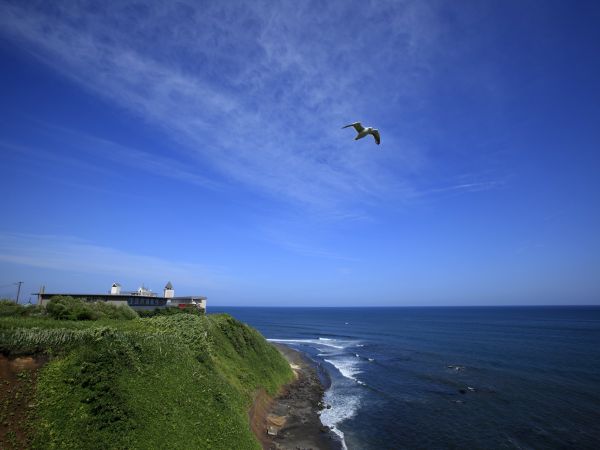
xmin=112 ymin=282 xmax=121 ymax=287
xmin=165 ymin=281 xmax=173 ymax=289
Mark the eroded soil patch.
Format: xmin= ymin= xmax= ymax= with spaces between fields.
xmin=0 ymin=354 xmax=47 ymax=449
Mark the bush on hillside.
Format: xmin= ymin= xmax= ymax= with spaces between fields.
xmin=92 ymin=301 xmax=139 ymax=320
xmin=0 ymin=299 xmax=24 ymax=317
xmin=137 ymin=306 xmax=204 ymax=318
xmin=0 ymin=299 xmax=45 ymax=317
xmin=46 ymin=296 xmax=98 ymax=320
xmin=46 ymin=296 xmax=138 ymax=321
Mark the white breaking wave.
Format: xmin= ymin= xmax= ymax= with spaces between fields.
xmin=267 ymin=338 xmax=346 ymax=350
xmin=324 ymin=357 xmax=362 ymax=382
xmin=268 ymin=336 xmax=363 ymax=450
xmin=320 ymin=387 xmax=359 ymax=450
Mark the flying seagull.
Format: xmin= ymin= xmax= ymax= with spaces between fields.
xmin=342 ymin=122 xmax=380 ymax=145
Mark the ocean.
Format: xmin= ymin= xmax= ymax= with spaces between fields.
xmin=209 ymin=307 xmax=600 ymax=449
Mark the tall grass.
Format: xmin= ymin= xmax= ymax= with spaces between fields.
xmin=1 ymin=313 xmax=293 ymax=449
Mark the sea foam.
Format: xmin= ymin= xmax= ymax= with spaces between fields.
xmin=267 ymin=338 xmax=347 ymax=350
xmin=269 ymin=337 xmax=362 ymax=450
xmin=324 ymin=357 xmax=362 ymax=382
xmin=320 ymin=386 xmax=359 ymax=450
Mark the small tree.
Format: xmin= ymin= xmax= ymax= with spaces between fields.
xmin=46 ymin=296 xmax=98 ymax=320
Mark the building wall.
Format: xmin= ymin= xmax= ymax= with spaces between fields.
xmin=39 ymin=294 xmax=162 ymax=309
xmin=127 ymin=297 xmax=167 ymax=308
xmin=170 ymin=297 xmax=207 ymax=312
xmin=38 ymin=293 xmax=206 ymax=311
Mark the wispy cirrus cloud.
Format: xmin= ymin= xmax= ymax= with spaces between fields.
xmin=0 ymin=231 xmax=224 ymax=288
xmin=0 ymin=0 xmax=447 ymax=213
xmin=416 ymin=180 xmax=505 ymax=197
xmin=260 ymin=227 xmax=360 ymax=262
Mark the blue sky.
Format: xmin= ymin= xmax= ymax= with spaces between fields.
xmin=1 ymin=1 xmax=599 ymax=306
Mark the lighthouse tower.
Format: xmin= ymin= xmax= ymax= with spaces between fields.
xmin=164 ymin=281 xmax=174 ymax=299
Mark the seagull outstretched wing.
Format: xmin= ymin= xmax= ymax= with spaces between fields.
xmin=342 ymin=122 xmax=365 ymax=133
xmin=370 ymin=129 xmax=381 ymax=145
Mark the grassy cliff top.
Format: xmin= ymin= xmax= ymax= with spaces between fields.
xmin=0 ymin=312 xmax=293 ymax=449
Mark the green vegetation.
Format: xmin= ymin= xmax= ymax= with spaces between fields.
xmin=45 ymin=295 xmax=138 ymax=321
xmin=1 ymin=296 xmax=138 ymax=321
xmin=136 ymin=306 xmax=204 ymax=318
xmin=0 ymin=299 xmax=45 ymax=318
xmin=0 ymin=308 xmax=293 ymax=449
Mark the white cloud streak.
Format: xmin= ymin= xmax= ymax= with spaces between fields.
xmin=1 ymin=135 xmax=219 ymax=194
xmin=416 ymin=180 xmax=504 ymax=197
xmin=0 ymin=0 xmax=442 ymax=213
xmin=0 ymin=231 xmax=223 ymax=288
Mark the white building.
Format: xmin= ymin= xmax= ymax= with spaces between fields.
xmin=110 ymin=283 xmax=121 ymax=295
xmin=38 ymin=281 xmax=207 ymax=312
xmin=164 ymin=281 xmax=174 ymax=298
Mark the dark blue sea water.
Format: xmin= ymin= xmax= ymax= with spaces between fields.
xmin=210 ymin=307 xmax=600 ymax=449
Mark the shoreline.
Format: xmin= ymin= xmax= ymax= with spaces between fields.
xmin=250 ymin=343 xmax=343 ymax=450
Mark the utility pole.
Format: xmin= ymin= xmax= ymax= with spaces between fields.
xmin=15 ymin=281 xmax=23 ymax=304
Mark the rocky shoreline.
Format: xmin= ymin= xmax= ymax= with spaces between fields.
xmin=250 ymin=343 xmax=343 ymax=450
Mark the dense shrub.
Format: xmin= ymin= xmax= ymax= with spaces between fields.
xmin=92 ymin=301 xmax=139 ymax=320
xmin=0 ymin=299 xmax=24 ymax=317
xmin=0 ymin=299 xmax=45 ymax=317
xmin=46 ymin=296 xmax=138 ymax=321
xmin=46 ymin=296 xmax=97 ymax=320
xmin=137 ymin=306 xmax=204 ymax=318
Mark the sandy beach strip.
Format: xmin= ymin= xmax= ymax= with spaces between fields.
xmin=249 ymin=343 xmax=342 ymax=450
